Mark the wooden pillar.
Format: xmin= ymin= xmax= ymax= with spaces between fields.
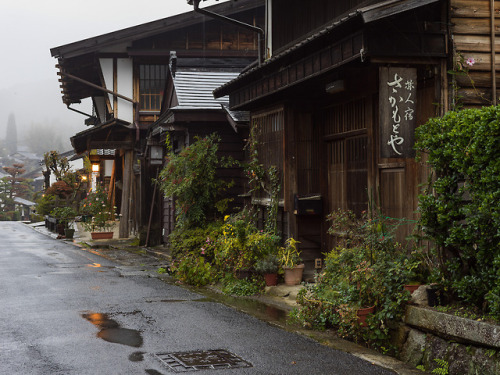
xmin=284 ymin=107 xmax=298 ymax=240
xmin=119 ymin=150 xmax=133 ymax=238
xmin=107 ymin=160 xmax=116 ymax=219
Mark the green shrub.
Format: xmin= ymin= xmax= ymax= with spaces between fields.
xmin=159 ymin=134 xmax=234 ymax=229
xmin=221 ymin=274 xmax=264 ymax=296
xmin=415 ymin=106 xmax=500 ymax=316
xmin=292 ymin=209 xmax=418 ymax=349
xmin=171 ymin=254 xmax=214 ymax=287
xmin=168 ymin=222 xmax=223 ymax=261
xmin=35 ymin=194 xmax=56 ymax=216
xmin=214 ymin=215 xmax=279 ymax=275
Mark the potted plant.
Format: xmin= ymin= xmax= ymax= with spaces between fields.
xmin=80 ymin=186 xmax=116 ymax=239
xmin=254 ymin=254 xmax=279 ymax=286
xmin=345 ymin=260 xmax=378 ymax=325
xmin=83 ymin=211 xmax=116 ymax=239
xmin=51 ymin=206 xmax=77 ymax=239
xmin=278 ymin=238 xmax=304 ymax=285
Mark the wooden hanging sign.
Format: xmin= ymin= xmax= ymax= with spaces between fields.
xmin=379 ymin=67 xmax=417 ymax=158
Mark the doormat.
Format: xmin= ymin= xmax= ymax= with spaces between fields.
xmin=154 ymin=349 xmax=252 ymax=372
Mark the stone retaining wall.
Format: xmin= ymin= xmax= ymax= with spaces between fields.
xmin=399 ymin=305 xmax=500 ymax=374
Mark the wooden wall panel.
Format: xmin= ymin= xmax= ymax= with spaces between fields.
xmin=451 ymin=0 xmax=499 ymax=106
xmin=451 ymin=17 xmax=500 ymax=34
xmin=451 ymin=0 xmax=500 ymax=18
xmin=454 ymin=34 xmax=500 ymax=52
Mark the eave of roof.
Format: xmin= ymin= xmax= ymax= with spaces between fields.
xmin=70 ymin=119 xmax=132 ymax=154
xmin=50 ymin=0 xmax=264 ymax=59
xmin=214 ymin=0 xmax=440 ymax=98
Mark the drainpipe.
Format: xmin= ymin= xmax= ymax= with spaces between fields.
xmin=59 ymin=71 xmax=140 ymax=141
xmin=188 ymin=0 xmax=265 ymax=65
xmin=491 ymin=0 xmax=497 ymax=105
xmin=66 ymin=105 xmax=94 ymax=118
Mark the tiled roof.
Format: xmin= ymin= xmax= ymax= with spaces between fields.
xmin=172 ymin=71 xmax=240 ymax=110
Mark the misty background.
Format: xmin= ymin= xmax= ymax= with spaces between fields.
xmin=0 ymin=0 xmax=225 ymax=158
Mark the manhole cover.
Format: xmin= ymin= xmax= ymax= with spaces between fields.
xmin=155 ymin=349 xmax=252 ymax=372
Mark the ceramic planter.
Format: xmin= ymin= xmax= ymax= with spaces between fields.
xmin=283 ymin=264 xmax=304 ymax=285
xmin=91 ymin=232 xmax=113 ymax=240
xmin=356 ymin=305 xmax=375 ymax=327
xmin=64 ymin=228 xmax=75 ymax=239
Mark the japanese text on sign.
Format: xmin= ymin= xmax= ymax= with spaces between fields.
xmin=379 ymin=67 xmax=417 ymax=158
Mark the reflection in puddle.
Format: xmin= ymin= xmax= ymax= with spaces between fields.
xmin=145 ymin=297 xmax=215 ymax=304
xmin=82 ymin=312 xmax=143 ymax=347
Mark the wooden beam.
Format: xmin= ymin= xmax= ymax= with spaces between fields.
xmin=119 ymin=150 xmax=133 ymax=238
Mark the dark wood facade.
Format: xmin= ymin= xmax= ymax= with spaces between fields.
xmin=215 ymin=0 xmax=500 ymax=279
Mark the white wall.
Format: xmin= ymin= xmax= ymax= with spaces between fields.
xmin=116 ymin=58 xmax=133 ymax=123
xmin=99 ymin=58 xmax=134 ymax=124
xmin=99 ymin=58 xmax=114 ymax=113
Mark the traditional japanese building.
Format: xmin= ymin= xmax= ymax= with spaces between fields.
xmin=214 ymin=0 xmax=499 ymax=278
xmin=51 ymin=0 xmax=264 ymax=241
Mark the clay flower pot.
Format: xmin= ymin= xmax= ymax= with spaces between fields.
xmin=283 ymin=264 xmax=304 ymax=285
xmin=404 ymin=284 xmax=421 ymax=294
xmin=91 ymin=232 xmax=113 ymax=240
xmin=264 ymin=273 xmax=278 ymax=286
xmin=356 ymin=305 xmax=375 ymax=327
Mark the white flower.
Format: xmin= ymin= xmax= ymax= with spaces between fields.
xmin=466 ymin=57 xmax=475 ymax=67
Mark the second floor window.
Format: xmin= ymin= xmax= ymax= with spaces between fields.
xmin=139 ymin=64 xmax=167 ymax=111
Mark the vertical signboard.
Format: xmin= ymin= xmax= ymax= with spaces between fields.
xmin=379 ymin=67 xmax=417 ymax=158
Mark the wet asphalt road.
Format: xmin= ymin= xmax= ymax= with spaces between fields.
xmin=0 ymin=222 xmax=396 ymax=374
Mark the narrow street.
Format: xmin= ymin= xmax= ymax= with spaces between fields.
xmin=0 ymin=221 xmax=396 ymax=374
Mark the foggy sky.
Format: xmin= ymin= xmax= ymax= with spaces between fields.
xmin=0 ymin=0 xmax=227 ymax=148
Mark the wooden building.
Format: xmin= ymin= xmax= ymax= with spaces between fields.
xmin=214 ymin=0 xmax=499 ymax=278
xmin=147 ymin=64 xmax=250 ymax=243
xmin=50 ymin=0 xmax=264 ymax=240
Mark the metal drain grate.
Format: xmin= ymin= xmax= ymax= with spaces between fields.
xmin=155 ymin=349 xmax=252 ymax=372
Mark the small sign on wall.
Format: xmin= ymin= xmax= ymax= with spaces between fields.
xmin=379 ymin=67 xmax=417 ymax=158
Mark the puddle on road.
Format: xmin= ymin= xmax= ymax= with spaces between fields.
xmin=128 ymin=351 xmax=145 ymax=362
xmin=82 ymin=312 xmax=143 ymax=347
xmin=156 ymin=284 xmax=291 ymax=328
xmin=144 ymin=297 xmax=214 ymax=304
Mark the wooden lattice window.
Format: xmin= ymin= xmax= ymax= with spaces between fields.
xmin=324 ymin=98 xmax=368 ymax=216
xmin=139 ymin=65 xmax=168 ymax=111
xmin=251 ymin=108 xmax=284 ymax=199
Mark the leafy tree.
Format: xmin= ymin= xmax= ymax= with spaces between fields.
xmin=44 ymin=151 xmax=71 ymax=181
xmin=0 ymin=163 xmax=32 ymax=219
xmin=2 ymin=163 xmax=31 ymax=205
xmin=43 ymin=151 xmax=84 ymax=201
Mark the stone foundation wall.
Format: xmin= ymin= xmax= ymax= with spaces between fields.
xmin=399 ymin=305 xmax=500 ymax=374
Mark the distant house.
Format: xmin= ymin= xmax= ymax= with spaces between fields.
xmin=214 ymin=0 xmax=499 ymax=278
xmin=51 ymin=0 xmax=264 ymax=241
xmin=14 ymin=196 xmax=35 ymax=221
